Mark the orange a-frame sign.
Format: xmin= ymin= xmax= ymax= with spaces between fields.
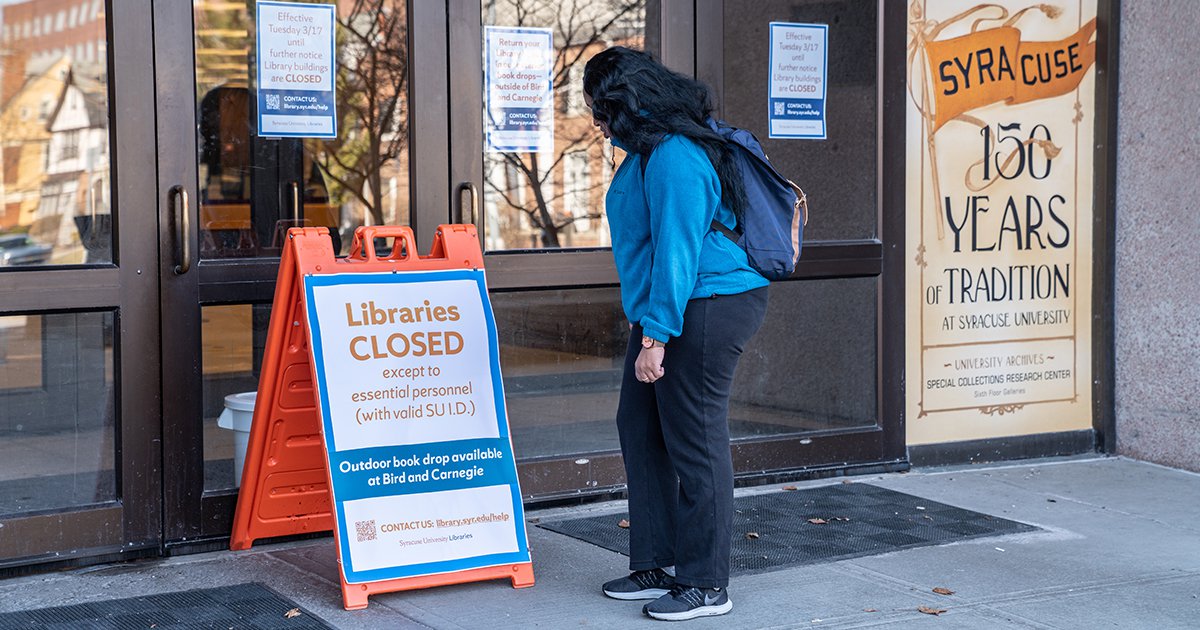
xmin=230 ymin=225 xmax=534 ymax=609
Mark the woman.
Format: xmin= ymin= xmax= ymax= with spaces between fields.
xmin=583 ymin=47 xmax=770 ymax=621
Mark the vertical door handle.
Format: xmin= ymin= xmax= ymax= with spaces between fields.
xmin=171 ymin=185 xmax=191 ymax=275
xmin=290 ymin=181 xmax=301 ymax=222
xmin=455 ymin=181 xmax=478 ymax=225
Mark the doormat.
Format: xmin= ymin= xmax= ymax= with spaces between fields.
xmin=537 ymin=483 xmax=1038 ymax=576
xmin=0 ymin=582 xmax=333 ymax=629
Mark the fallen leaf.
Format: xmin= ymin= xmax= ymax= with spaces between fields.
xmin=284 ymin=608 xmax=302 ymax=619
xmin=918 ymin=606 xmax=947 ymax=616
xmin=831 ymin=517 xmax=851 ymax=522
xmin=528 ymin=517 xmax=540 ymax=524
xmin=921 ymin=515 xmax=934 ymax=520
xmin=932 ymin=587 xmax=954 ymax=596
xmin=782 ymin=485 xmax=798 ymax=491
xmin=617 ymin=519 xmax=630 ymax=529
xmin=807 ymin=518 xmax=828 ymax=525
xmin=863 ymin=608 xmax=878 ymax=613
xmin=745 ymin=531 xmax=761 ymax=539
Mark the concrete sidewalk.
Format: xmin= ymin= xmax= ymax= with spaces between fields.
xmin=1 ymin=456 xmax=1197 ymax=629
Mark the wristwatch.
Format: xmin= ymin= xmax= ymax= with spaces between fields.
xmin=641 ymin=335 xmax=665 ymax=349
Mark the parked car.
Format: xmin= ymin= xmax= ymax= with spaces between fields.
xmin=0 ymin=234 xmax=53 ymax=266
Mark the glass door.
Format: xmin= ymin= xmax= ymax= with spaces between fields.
xmin=153 ymin=0 xmax=443 ymax=546
xmin=449 ymin=0 xmax=671 ymax=498
xmin=695 ymin=0 xmax=907 ymax=473
xmin=0 ymin=0 xmax=162 ymax=568
xmin=449 ymin=0 xmax=905 ymax=501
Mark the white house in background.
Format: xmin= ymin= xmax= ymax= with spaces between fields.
xmin=35 ymin=61 xmax=109 ymax=259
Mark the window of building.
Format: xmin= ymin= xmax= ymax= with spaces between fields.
xmin=70 ymin=7 xmax=79 ymax=28
xmin=562 ymin=150 xmax=590 ymax=223
xmin=561 ymin=64 xmax=585 ymax=116
xmin=505 ymin=160 xmax=525 ymax=205
xmin=56 ymin=11 xmax=67 ymax=32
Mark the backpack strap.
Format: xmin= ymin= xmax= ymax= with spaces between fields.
xmin=710 ymin=220 xmax=739 ymax=243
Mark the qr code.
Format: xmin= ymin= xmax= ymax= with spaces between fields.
xmin=355 ymin=519 xmax=377 ymax=542
xmin=773 ymin=101 xmax=785 ymax=116
xmin=265 ymin=93 xmax=281 ymax=110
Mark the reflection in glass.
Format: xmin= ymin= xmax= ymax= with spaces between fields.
xmin=0 ymin=0 xmax=112 ymax=266
xmin=0 ymin=311 xmax=116 ymax=516
xmin=193 ymin=0 xmax=410 ymax=259
xmin=201 ymin=303 xmax=268 ymax=491
xmin=731 ymin=278 xmax=878 ymax=435
xmin=723 ymin=0 xmax=878 ymax=240
xmin=493 ymin=280 xmax=876 ymax=460
xmin=481 ymin=0 xmax=652 ymax=251
xmin=197 ymin=281 xmax=877 ymax=471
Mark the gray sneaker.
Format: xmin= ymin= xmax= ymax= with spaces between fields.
xmin=602 ymin=568 xmax=676 ymax=600
xmin=643 ymin=584 xmax=733 ymax=621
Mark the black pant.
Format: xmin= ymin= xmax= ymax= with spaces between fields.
xmin=616 ymin=287 xmax=769 ymax=588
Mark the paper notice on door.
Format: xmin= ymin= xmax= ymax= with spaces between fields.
xmin=768 ymin=22 xmax=828 ymax=140
xmin=484 ymin=26 xmax=554 ymax=153
xmin=256 ymin=1 xmax=337 ymax=138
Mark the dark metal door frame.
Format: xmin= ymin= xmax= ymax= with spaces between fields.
xmin=0 ymin=0 xmax=163 ymax=570
xmin=153 ymin=1 xmax=452 ymax=547
xmin=446 ymin=0 xmax=908 ymax=501
xmin=446 ymin=0 xmax=703 ymax=501
xmin=694 ymin=0 xmax=908 ymax=477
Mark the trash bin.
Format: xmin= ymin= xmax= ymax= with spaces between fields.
xmin=217 ymin=391 xmax=257 ymax=487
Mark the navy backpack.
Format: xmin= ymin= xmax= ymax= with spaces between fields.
xmin=642 ymin=119 xmax=808 ymax=281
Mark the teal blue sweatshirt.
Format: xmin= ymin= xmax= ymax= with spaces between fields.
xmin=606 ymin=134 xmax=769 ymax=343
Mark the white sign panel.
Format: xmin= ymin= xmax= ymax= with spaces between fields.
xmin=768 ymin=22 xmax=828 ymax=139
xmin=484 ymin=26 xmax=554 ymax=153
xmin=304 ymin=270 xmax=530 ymax=584
xmin=257 ymin=1 xmax=337 ymax=138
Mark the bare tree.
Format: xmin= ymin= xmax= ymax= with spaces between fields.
xmin=311 ymin=0 xmax=409 ymax=226
xmin=486 ymin=0 xmax=645 ymax=248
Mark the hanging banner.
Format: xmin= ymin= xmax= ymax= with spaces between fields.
xmin=304 ymin=269 xmax=530 ymax=583
xmin=767 ymin=22 xmax=828 ymax=140
xmin=905 ymin=1 xmax=1098 ymax=444
xmin=256 ymin=1 xmax=337 ymax=138
xmin=484 ymin=26 xmax=554 ymax=153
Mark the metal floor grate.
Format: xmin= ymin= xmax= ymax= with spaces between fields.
xmin=0 ymin=582 xmax=332 ymax=630
xmin=538 ymin=483 xmax=1038 ymax=576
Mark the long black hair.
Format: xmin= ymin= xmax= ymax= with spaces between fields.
xmin=583 ymin=46 xmax=747 ymax=222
